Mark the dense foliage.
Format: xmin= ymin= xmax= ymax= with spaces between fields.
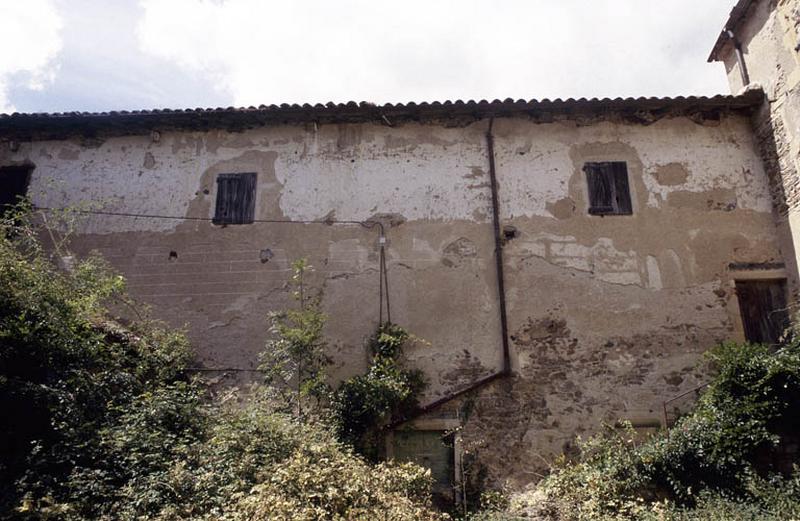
xmin=332 ymin=324 xmax=427 ymax=460
xmin=0 ymin=210 xmax=193 ymax=518
xmin=0 ymin=212 xmax=445 ymax=520
xmin=256 ymin=259 xmax=428 ymax=460
xmin=489 ymin=339 xmax=800 ymax=520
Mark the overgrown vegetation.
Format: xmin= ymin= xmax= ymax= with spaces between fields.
xmin=333 ymin=323 xmax=427 ymax=459
xmin=487 ymin=340 xmax=800 ymax=520
xmin=10 ymin=201 xmax=800 ymax=520
xmin=257 ymin=258 xmax=428 ymax=460
xmin=259 ymin=258 xmax=330 ymax=415
xmin=0 ymin=209 xmax=445 ymax=520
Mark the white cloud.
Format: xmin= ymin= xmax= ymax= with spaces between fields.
xmin=137 ymin=0 xmax=735 ymax=107
xmin=0 ymin=0 xmax=63 ymax=113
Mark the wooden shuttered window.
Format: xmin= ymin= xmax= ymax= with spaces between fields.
xmin=735 ymin=279 xmax=789 ymax=345
xmin=213 ymin=172 xmax=257 ymax=225
xmin=584 ymin=161 xmax=633 ymax=215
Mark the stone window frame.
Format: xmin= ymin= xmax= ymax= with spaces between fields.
xmin=385 ymin=418 xmax=463 ymax=506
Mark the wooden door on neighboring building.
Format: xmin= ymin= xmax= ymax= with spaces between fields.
xmin=392 ymin=430 xmax=455 ymax=506
xmin=735 ymin=279 xmax=789 ymax=345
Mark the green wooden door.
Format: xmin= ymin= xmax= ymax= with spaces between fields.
xmin=392 ymin=430 xmax=454 ymax=502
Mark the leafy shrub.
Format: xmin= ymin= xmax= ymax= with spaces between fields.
xmin=0 ymin=210 xmax=195 ymax=518
xmin=227 ymin=434 xmax=443 ymax=521
xmin=0 ymin=212 xmax=446 ymax=520
xmin=332 ymin=323 xmax=427 ymax=459
xmin=498 ymin=339 xmax=800 ymax=520
xmin=259 ymin=259 xmax=330 ymax=415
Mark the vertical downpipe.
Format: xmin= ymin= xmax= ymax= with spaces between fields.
xmin=486 ymin=118 xmax=512 ymax=375
xmin=727 ymin=30 xmax=751 ymax=87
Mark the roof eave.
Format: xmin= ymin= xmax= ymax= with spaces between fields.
xmin=0 ymin=90 xmax=766 ymax=142
xmin=708 ymin=0 xmax=756 ymax=62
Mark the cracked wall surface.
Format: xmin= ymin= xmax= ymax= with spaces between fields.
xmin=0 ymin=111 xmax=784 ymax=487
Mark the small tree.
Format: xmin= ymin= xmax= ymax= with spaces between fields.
xmin=259 ymin=259 xmax=330 ymax=416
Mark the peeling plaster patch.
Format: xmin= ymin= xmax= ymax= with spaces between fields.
xmin=389 ymin=238 xmax=442 ymax=270
xmin=664 ymin=372 xmax=684 ymax=387
xmin=667 ymin=188 xmax=738 ymax=212
xmin=659 ymin=249 xmax=687 ymax=288
xmin=464 ymin=166 xmax=485 ymax=179
xmin=367 ymin=212 xmax=406 ymax=228
xmin=440 ymin=349 xmax=491 ymax=387
xmin=27 ymin=132 xmax=251 ymax=234
xmin=410 ymin=237 xmax=439 ymax=267
xmin=472 ymin=207 xmax=489 ymax=221
xmin=57 ymin=147 xmax=80 ymax=160
xmin=515 ymin=241 xmax=547 ymax=260
xmin=442 ymin=237 xmax=477 ymax=268
xmin=652 ymin=162 xmax=689 ymax=186
xmin=534 ymin=234 xmax=641 ymax=285
xmin=512 ymin=316 xmax=570 ymax=348
xmin=606 ymin=351 xmax=637 ymax=371
xmin=143 ymin=152 xmax=156 ymax=169
xmin=646 ymin=255 xmax=663 ymax=290
xmin=546 ymin=197 xmax=576 ymax=219
xmin=629 ymin=118 xmax=772 ymax=212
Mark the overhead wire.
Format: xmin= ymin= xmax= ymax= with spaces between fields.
xmin=33 ymin=205 xmax=392 ymax=331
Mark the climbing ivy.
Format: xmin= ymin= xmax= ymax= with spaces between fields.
xmin=332 ymin=323 xmax=427 ymax=460
xmin=258 ymin=259 xmax=427 ymax=458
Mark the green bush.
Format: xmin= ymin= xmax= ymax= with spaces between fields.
xmin=499 ymin=339 xmax=800 ymax=520
xmin=332 ymin=323 xmax=426 ymax=459
xmin=259 ymin=259 xmax=330 ymax=415
xmin=0 ymin=210 xmax=195 ymax=518
xmin=0 ymin=212 xmax=446 ymax=520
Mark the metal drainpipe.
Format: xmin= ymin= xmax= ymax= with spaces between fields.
xmin=727 ymin=30 xmax=751 ymax=87
xmin=486 ymin=117 xmax=512 ymax=375
xmin=386 ymin=117 xmax=512 ymax=428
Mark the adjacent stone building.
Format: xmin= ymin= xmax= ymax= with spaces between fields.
xmin=711 ymin=0 xmax=800 ymax=287
xmin=1 ymin=0 xmax=798 ymax=500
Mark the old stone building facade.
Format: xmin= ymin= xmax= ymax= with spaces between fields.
xmin=1 ymin=0 xmax=798 ymax=497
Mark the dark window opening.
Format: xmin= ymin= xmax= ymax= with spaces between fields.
xmin=735 ymin=279 xmax=789 ymax=345
xmin=213 ymin=172 xmax=256 ymax=225
xmin=584 ymin=161 xmax=633 ymax=216
xmin=0 ymin=165 xmax=32 ymax=215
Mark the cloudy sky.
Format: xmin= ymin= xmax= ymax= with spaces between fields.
xmin=0 ymin=0 xmax=736 ymax=114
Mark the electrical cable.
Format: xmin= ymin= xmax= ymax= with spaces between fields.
xmin=32 ymin=206 xmax=384 ymax=232
xmin=33 ymin=205 xmax=393 ymax=369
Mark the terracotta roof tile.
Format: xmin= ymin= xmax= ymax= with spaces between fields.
xmin=0 ymin=90 xmax=765 ymax=140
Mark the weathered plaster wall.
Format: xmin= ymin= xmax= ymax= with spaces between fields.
xmin=0 ymin=113 xmax=782 ymax=486
xmin=718 ymin=0 xmax=800 ymax=289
